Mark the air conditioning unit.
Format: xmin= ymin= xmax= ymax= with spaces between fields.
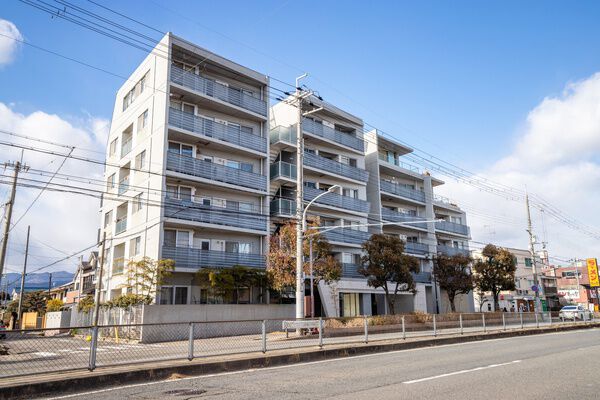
xmin=399 ymin=234 xmax=407 ymax=241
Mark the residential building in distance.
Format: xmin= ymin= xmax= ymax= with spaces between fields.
xmin=99 ymin=33 xmax=270 ymax=305
xmin=547 ymin=260 xmax=599 ymax=311
xmin=69 ymin=252 xmax=99 ymax=303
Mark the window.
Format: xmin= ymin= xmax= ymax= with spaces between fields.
xmin=122 ymin=90 xmax=133 ymax=111
xmin=104 ymin=211 xmax=112 ymax=228
xmin=524 ymin=258 xmax=533 ymax=267
xmin=159 ymin=286 xmax=174 ymax=305
xmin=109 ymin=138 xmax=118 ymax=156
xmin=170 ymin=100 xmax=195 ymax=114
xmin=163 ymin=230 xmax=176 ymax=247
xmin=130 ymin=236 xmax=141 ymax=257
xmin=107 ymin=174 xmax=115 ymax=191
xmin=343 ymin=188 xmax=359 ymax=199
xmin=168 ymin=141 xmax=193 ymax=157
xmin=159 ymin=286 xmax=189 ymax=305
xmin=166 ymin=185 xmax=192 ymax=201
xmin=135 ymin=150 xmax=146 ymax=170
xmin=137 ymin=110 xmax=148 ymax=133
xmin=174 ymin=287 xmax=188 ymax=304
xmin=139 ymin=73 xmax=146 ymax=93
xmin=133 ymin=193 xmax=143 ymax=213
xmin=340 ymin=156 xmax=357 ymax=167
xmin=304 ymin=181 xmax=317 ymax=189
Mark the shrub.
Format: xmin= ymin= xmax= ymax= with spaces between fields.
xmin=46 ymin=299 xmax=63 ymax=312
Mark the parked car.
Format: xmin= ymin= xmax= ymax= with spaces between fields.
xmin=559 ymin=305 xmax=591 ymax=321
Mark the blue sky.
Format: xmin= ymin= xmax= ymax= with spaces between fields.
xmin=1 ymin=0 xmax=600 ymax=271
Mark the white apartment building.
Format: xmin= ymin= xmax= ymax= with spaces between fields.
xmin=99 ymin=33 xmax=270 ymax=305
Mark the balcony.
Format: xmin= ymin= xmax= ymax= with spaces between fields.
xmin=413 ymin=272 xmax=432 ymax=283
xmin=270 ymin=161 xmax=296 ymax=181
xmin=304 ymin=186 xmax=370 ymax=214
xmin=378 ymin=154 xmax=421 ymax=174
xmin=405 ymin=242 xmax=429 ymax=256
xmin=168 ymin=107 xmax=267 ymax=153
xmin=270 ymin=125 xmax=296 ymax=146
xmin=118 ymin=177 xmax=129 ymax=195
xmin=380 ymin=208 xmax=428 ymax=230
xmin=380 ymin=180 xmax=426 ymax=203
xmin=322 ymin=228 xmax=371 ymax=246
xmin=162 ymin=246 xmax=265 ymax=270
xmin=342 ymin=263 xmax=362 ymax=278
xmin=437 ymin=244 xmax=470 ymax=257
xmin=270 ymin=198 xmax=295 ymax=217
xmin=304 ymin=152 xmax=369 ymax=183
xmin=115 ymin=217 xmax=127 ymax=235
xmin=164 ymin=198 xmax=267 ymax=232
xmin=301 ymin=118 xmax=364 ymax=152
xmin=166 ymin=152 xmax=267 ymax=192
xmin=435 ymin=220 xmax=470 ymax=236
xmin=121 ymin=137 xmax=132 ymax=158
xmin=170 ymin=65 xmax=267 ymax=117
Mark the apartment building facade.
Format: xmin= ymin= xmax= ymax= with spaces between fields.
xmin=99 ymin=33 xmax=270 ymax=305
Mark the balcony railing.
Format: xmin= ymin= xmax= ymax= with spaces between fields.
xmin=166 ymin=152 xmax=267 ymax=192
xmin=304 ymin=186 xmax=370 ymax=214
xmin=437 ymin=244 xmax=470 ymax=257
xmin=413 ymin=272 xmax=432 ymax=283
xmin=115 ymin=218 xmax=127 ymax=234
xmin=301 ymin=118 xmax=364 ymax=152
xmin=379 ymin=180 xmax=426 ymax=203
xmin=270 ymin=198 xmax=295 ymax=217
xmin=164 ymin=198 xmax=267 ymax=232
xmin=118 ymin=178 xmax=129 ymax=195
xmin=170 ymin=65 xmax=267 ymax=116
xmin=270 ymin=125 xmax=296 ymax=145
xmin=380 ymin=208 xmax=428 ymax=230
xmin=322 ymin=228 xmax=371 ymax=246
xmin=341 ymin=263 xmax=432 ymax=283
xmin=270 ymin=161 xmax=296 ymax=181
xmin=121 ymin=137 xmax=132 ymax=158
xmin=378 ymin=154 xmax=421 ymax=174
xmin=435 ymin=220 xmax=470 ymax=236
xmin=162 ymin=245 xmax=265 ymax=270
xmin=304 ymin=152 xmax=369 ymax=182
xmin=168 ymin=108 xmax=267 ymax=153
xmin=405 ymin=242 xmax=429 ymax=256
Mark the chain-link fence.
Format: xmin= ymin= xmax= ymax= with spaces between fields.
xmin=0 ymin=312 xmax=594 ymax=379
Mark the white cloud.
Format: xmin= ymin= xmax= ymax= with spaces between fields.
xmin=438 ymin=73 xmax=600 ymax=262
xmin=0 ymin=103 xmax=108 ymax=274
xmin=0 ymin=19 xmax=23 ymax=66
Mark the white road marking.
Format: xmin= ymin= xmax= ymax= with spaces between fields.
xmin=33 ymin=352 xmax=58 ymax=357
xmin=402 ymin=360 xmax=522 ymax=384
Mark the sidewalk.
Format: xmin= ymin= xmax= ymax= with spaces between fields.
xmin=1 ymin=320 xmax=598 ymax=400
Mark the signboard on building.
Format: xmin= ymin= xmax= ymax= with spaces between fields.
xmin=558 ymin=289 xmax=580 ymax=300
xmin=587 ymin=258 xmax=599 ymax=287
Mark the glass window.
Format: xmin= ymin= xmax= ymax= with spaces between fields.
xmin=225 ymin=241 xmax=239 ymax=253
xmin=140 ymin=74 xmax=146 ymax=93
xmin=109 ymin=138 xmax=118 ymax=156
xmin=176 ymin=231 xmax=190 ymax=247
xmin=133 ymin=193 xmax=143 ymax=212
xmin=130 ymin=236 xmax=141 ymax=256
xmin=107 ymin=174 xmax=115 ymax=190
xmin=179 ymin=187 xmax=192 ymax=201
xmin=159 ymin=286 xmax=173 ymax=305
xmin=174 ymin=287 xmax=188 ymax=304
xmin=135 ymin=150 xmax=146 ymax=170
xmin=181 ymin=144 xmax=193 ymax=157
xmin=240 ymin=162 xmax=253 ymax=173
xmin=182 ymin=104 xmax=195 ymax=114
xmin=163 ymin=230 xmax=176 ymax=247
xmin=226 ymin=160 xmax=240 ymax=169
xmin=238 ymin=243 xmax=251 ymax=254
xmin=104 ymin=211 xmax=112 ymax=228
xmin=239 ymin=202 xmax=253 ymax=213
xmin=166 ymin=185 xmax=178 ymax=199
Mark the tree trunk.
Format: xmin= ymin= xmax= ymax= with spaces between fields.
xmin=493 ymin=291 xmax=500 ymax=312
xmin=448 ymin=292 xmax=456 ymax=313
xmin=384 ymin=288 xmax=395 ymax=315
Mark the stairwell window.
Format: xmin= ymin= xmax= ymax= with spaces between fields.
xmin=104 ymin=210 xmax=112 ymax=228
xmin=137 ymin=110 xmax=148 ymax=133
xmin=135 ymin=150 xmax=146 ymax=170
xmin=107 ymin=174 xmax=115 ymax=191
xmin=109 ymin=138 xmax=118 ymax=157
xmin=133 ymin=193 xmax=143 ymax=213
xmin=130 ymin=236 xmax=141 ymax=256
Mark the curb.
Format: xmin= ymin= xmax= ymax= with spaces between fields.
xmin=1 ymin=322 xmax=598 ymax=399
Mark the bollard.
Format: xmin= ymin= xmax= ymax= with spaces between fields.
xmin=502 ymin=313 xmax=506 ymax=331
xmin=459 ymin=314 xmax=463 ymax=335
xmin=482 ymin=313 xmax=486 ymax=333
xmin=364 ymin=315 xmax=369 ymax=344
xmin=433 ymin=314 xmax=437 ymax=337
xmin=535 ymin=313 xmax=539 ymax=328
xmin=188 ymin=322 xmax=194 ymax=361
xmin=318 ymin=318 xmax=323 ymax=348
xmin=520 ymin=312 xmax=524 ymax=329
xmin=548 ymin=312 xmax=552 ymax=326
xmin=88 ymin=326 xmax=99 ymax=371
xmin=402 ymin=316 xmax=406 ymax=340
xmin=261 ymin=320 xmax=267 ymax=353
xmin=584 ymin=311 xmax=588 ymax=324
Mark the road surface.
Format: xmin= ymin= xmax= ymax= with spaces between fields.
xmin=45 ymin=328 xmax=600 ymax=400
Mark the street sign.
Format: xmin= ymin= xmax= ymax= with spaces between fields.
xmin=282 ymin=320 xmax=320 ymax=330
xmin=587 ymin=258 xmax=599 ymax=288
xmin=531 ymin=285 xmax=539 ymax=292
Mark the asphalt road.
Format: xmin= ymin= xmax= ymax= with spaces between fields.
xmin=45 ymin=328 xmax=600 ymax=400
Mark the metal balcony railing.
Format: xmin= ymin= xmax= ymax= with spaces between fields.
xmin=115 ymin=218 xmax=127 ymax=234
xmin=380 ymin=208 xmax=428 ymax=230
xmin=413 ymin=272 xmax=432 ymax=283
xmin=435 ymin=220 xmax=470 ymax=236
xmin=304 ymin=152 xmax=369 ymax=182
xmin=162 ymin=246 xmax=265 ymax=270
xmin=270 ymin=125 xmax=296 ymax=145
xmin=164 ymin=198 xmax=268 ymax=232
xmin=437 ymin=244 xmax=470 ymax=257
xmin=168 ymin=108 xmax=267 ymax=153
xmin=405 ymin=242 xmax=429 ymax=256
xmin=304 ymin=186 xmax=370 ymax=214
xmin=301 ymin=118 xmax=364 ymax=152
xmin=170 ymin=65 xmax=267 ymax=117
xmin=321 ymin=227 xmax=371 ymax=245
xmin=166 ymin=152 xmax=267 ymax=192
xmin=118 ymin=178 xmax=129 ymax=195
xmin=379 ymin=180 xmax=426 ymax=203
xmin=378 ymin=154 xmax=421 ymax=174
xmin=342 ymin=263 xmax=362 ymax=278
xmin=121 ymin=137 xmax=132 ymax=158
xmin=270 ymin=198 xmax=295 ymax=217
xmin=270 ymin=161 xmax=296 ymax=180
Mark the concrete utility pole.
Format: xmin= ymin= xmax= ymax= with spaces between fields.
xmin=0 ymin=158 xmax=28 ymax=287
xmin=295 ymin=73 xmax=308 ymax=321
xmin=17 ymin=225 xmax=30 ymax=324
xmin=92 ymin=232 xmax=107 ymax=326
xmin=525 ymin=193 xmax=542 ymax=313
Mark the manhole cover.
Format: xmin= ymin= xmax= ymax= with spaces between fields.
xmin=163 ymin=389 xmax=207 ymax=396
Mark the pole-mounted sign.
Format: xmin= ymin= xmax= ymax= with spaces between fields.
xmin=586 ymin=258 xmax=599 ymax=288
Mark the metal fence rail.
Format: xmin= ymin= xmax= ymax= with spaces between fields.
xmin=0 ymin=312 xmax=593 ymax=379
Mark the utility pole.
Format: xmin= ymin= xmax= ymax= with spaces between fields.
xmin=0 ymin=158 xmax=28 ymax=287
xmin=17 ymin=225 xmax=30 ymax=325
xmin=92 ymin=232 xmax=107 ymax=326
xmin=48 ymin=273 xmax=52 ymax=297
xmin=525 ymin=193 xmax=542 ymax=314
xmin=295 ymin=73 xmax=308 ymax=321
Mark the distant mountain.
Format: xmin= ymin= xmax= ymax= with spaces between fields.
xmin=0 ymin=271 xmax=74 ymax=294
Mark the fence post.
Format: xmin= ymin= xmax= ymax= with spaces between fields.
xmin=535 ymin=313 xmax=539 ymax=328
xmin=402 ymin=316 xmax=406 ymax=340
xmin=318 ymin=318 xmax=323 ymax=348
xmin=261 ymin=320 xmax=267 ymax=353
xmin=482 ymin=313 xmax=486 ymax=333
xmin=548 ymin=311 xmax=552 ymax=326
xmin=584 ymin=311 xmax=588 ymax=324
xmin=364 ymin=315 xmax=369 ymax=344
xmin=502 ymin=313 xmax=506 ymax=331
xmin=188 ymin=322 xmax=194 ymax=361
xmin=88 ymin=326 xmax=99 ymax=371
xmin=520 ymin=311 xmax=524 ymax=329
xmin=433 ymin=314 xmax=437 ymax=337
xmin=459 ymin=314 xmax=463 ymax=335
